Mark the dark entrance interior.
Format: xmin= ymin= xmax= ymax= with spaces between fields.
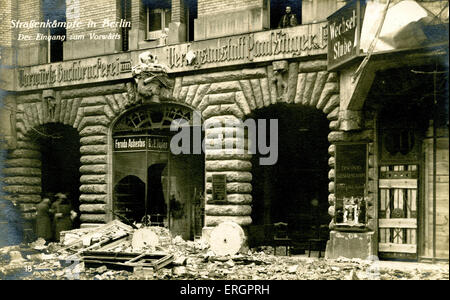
xmin=250 ymin=104 xmax=330 ymax=252
xmin=32 ymin=123 xmax=81 ymax=228
xmin=147 ymin=163 xmax=168 ymax=222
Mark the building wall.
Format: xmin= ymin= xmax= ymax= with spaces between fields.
xmin=198 ymin=0 xmax=262 ymax=16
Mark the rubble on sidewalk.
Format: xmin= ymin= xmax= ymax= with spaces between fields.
xmin=0 ymin=219 xmax=448 ymax=280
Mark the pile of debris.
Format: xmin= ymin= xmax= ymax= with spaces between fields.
xmin=0 ymin=220 xmax=448 ymax=280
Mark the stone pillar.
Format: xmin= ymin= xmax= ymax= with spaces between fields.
xmin=168 ymin=0 xmax=187 ymax=44
xmin=203 ymin=116 xmax=253 ymax=239
xmin=129 ymin=0 xmax=146 ymax=50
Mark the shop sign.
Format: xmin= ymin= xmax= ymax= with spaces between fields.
xmin=113 ymin=136 xmax=169 ymax=152
xmin=327 ymin=0 xmax=364 ymax=71
xmin=17 ymin=55 xmax=132 ymax=90
xmin=212 ymin=174 xmax=227 ymax=203
xmin=334 ymin=143 xmax=367 ymax=227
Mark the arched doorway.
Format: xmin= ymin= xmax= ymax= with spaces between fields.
xmin=250 ymin=104 xmax=330 ymax=252
xmin=112 ymin=103 xmax=204 ymax=239
xmin=30 ymin=123 xmax=81 ymax=228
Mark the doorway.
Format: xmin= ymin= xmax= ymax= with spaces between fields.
xmin=250 ymin=104 xmax=330 ymax=252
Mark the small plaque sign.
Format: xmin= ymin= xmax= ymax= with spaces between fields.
xmin=335 ymin=143 xmax=367 ymax=226
xmin=212 ymin=174 xmax=227 ymax=203
xmin=113 ymin=135 xmax=169 ymax=152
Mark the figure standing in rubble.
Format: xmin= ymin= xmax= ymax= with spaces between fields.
xmin=36 ymin=198 xmax=52 ymax=242
xmin=52 ymin=193 xmax=75 ymax=241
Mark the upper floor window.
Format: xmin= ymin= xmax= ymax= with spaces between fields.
xmin=146 ymin=0 xmax=171 ymax=41
xmin=43 ymin=0 xmax=66 ymax=62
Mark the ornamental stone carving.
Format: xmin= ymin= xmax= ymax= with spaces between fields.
xmin=127 ymin=51 xmax=174 ymax=107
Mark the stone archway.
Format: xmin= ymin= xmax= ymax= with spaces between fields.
xmin=172 ymin=59 xmax=340 ymax=233
xmin=2 ymin=83 xmax=136 ymax=225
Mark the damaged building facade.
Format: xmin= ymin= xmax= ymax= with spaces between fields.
xmin=0 ymin=0 xmax=448 ymax=261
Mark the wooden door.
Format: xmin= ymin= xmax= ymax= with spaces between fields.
xmin=378 ymin=165 xmax=418 ymax=259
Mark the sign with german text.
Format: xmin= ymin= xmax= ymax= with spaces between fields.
xmin=212 ymin=174 xmax=227 ymax=203
xmin=113 ymin=136 xmax=169 ymax=152
xmin=327 ymin=0 xmax=364 ymax=71
xmin=334 ymin=143 xmax=367 ymax=226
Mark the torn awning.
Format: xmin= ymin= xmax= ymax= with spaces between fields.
xmin=360 ymin=0 xmax=449 ymax=53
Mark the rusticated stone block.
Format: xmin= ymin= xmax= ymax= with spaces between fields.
xmin=105 ymin=95 xmax=120 ymax=114
xmin=329 ymin=120 xmax=340 ymax=130
xmin=206 ymin=182 xmax=252 ymax=194
xmin=294 ymin=73 xmax=307 ymax=104
xmin=196 ymin=95 xmax=210 ymax=112
xmin=298 ymin=60 xmax=327 ymax=73
xmin=104 ymin=104 xmax=115 ymax=120
xmin=206 ymin=172 xmax=252 ymax=183
xmin=328 ymin=181 xmax=335 ymax=193
xmin=16 ymin=141 xmax=40 ymax=150
xmin=3 ymin=194 xmax=42 ymax=204
xmin=79 ymin=204 xmax=107 ymax=213
xmin=328 ymin=131 xmax=344 ymax=143
xmin=69 ymin=98 xmax=82 ymax=125
xmin=205 ymin=127 xmax=244 ymax=139
xmin=310 ymin=71 xmax=328 ymax=107
xmin=3 ymin=185 xmax=41 ymax=194
xmin=80 ymin=135 xmax=107 ymax=146
xmin=205 ymin=150 xmax=252 ymax=160
xmin=234 ymin=91 xmax=251 ymax=116
xmin=113 ymin=93 xmax=127 ymax=111
xmin=328 ymin=193 xmax=335 ymax=205
xmin=80 ymin=164 xmax=107 ymax=174
xmin=204 ymin=215 xmax=252 ymax=227
xmin=2 ymin=177 xmax=41 ymax=186
xmin=2 ymin=168 xmax=41 ymax=176
xmin=285 ymin=62 xmax=299 ymax=104
xmin=207 ymin=93 xmax=236 ymax=105
xmin=317 ymin=82 xmax=339 ymax=111
xmin=81 ymin=96 xmax=107 ymax=107
xmin=327 ymin=106 xmax=339 ymax=121
xmin=78 ymin=116 xmax=110 ymax=132
xmin=206 ymin=193 xmax=252 ymax=205
xmin=328 ymin=205 xmax=335 ymax=217
xmin=63 ymin=99 xmax=73 ymax=125
xmin=328 ymin=156 xmax=335 ymax=167
xmin=80 ymin=184 xmax=107 ymax=194
xmin=266 ymin=65 xmax=278 ymax=105
xmin=79 ymin=194 xmax=108 ymax=203
xmin=80 ymin=213 xmax=107 ymax=223
xmin=80 ymin=155 xmax=107 ymax=165
xmin=324 ymin=94 xmax=340 ymax=115
xmin=204 ymin=137 xmax=248 ymax=150
xmin=250 ymin=79 xmax=264 ymax=108
xmin=178 ymin=86 xmax=189 ymax=102
xmin=80 ymin=145 xmax=108 ymax=155
xmin=239 ymin=80 xmax=257 ymax=110
xmin=185 ymin=85 xmax=199 ymax=105
xmin=328 ymin=144 xmax=336 ymax=156
xmin=208 ymin=81 xmax=240 ymax=94
xmin=173 ymin=77 xmax=183 ymax=100
xmin=181 ymin=68 xmax=266 ymax=86
xmin=204 ymin=115 xmax=241 ymax=127
xmin=61 ymin=84 xmax=126 ymax=99
xmin=205 ymin=205 xmax=252 ymax=216
xmin=4 ymin=159 xmax=41 ymax=168
xmin=80 ymin=175 xmax=107 ymax=184
xmin=79 ymin=126 xmax=108 ymax=137
xmin=8 ymin=149 xmax=41 ymax=159
xmin=191 ymin=83 xmax=211 ymax=108
xmin=302 ymin=72 xmax=318 ymax=106
xmin=73 ymin=107 xmax=84 ymax=129
xmin=83 ymin=106 xmax=106 ymax=116
xmin=206 ymin=160 xmax=252 ymax=172
xmin=259 ymin=78 xmax=271 ymax=107
xmin=328 ymin=169 xmax=335 ymax=180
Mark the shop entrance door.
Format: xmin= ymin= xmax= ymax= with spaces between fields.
xmin=378 ymin=165 xmax=418 ymax=260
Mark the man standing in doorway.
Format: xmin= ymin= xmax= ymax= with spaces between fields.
xmin=278 ymin=6 xmax=298 ymax=28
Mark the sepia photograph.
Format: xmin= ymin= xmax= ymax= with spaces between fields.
xmin=0 ymin=0 xmax=448 ymax=287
